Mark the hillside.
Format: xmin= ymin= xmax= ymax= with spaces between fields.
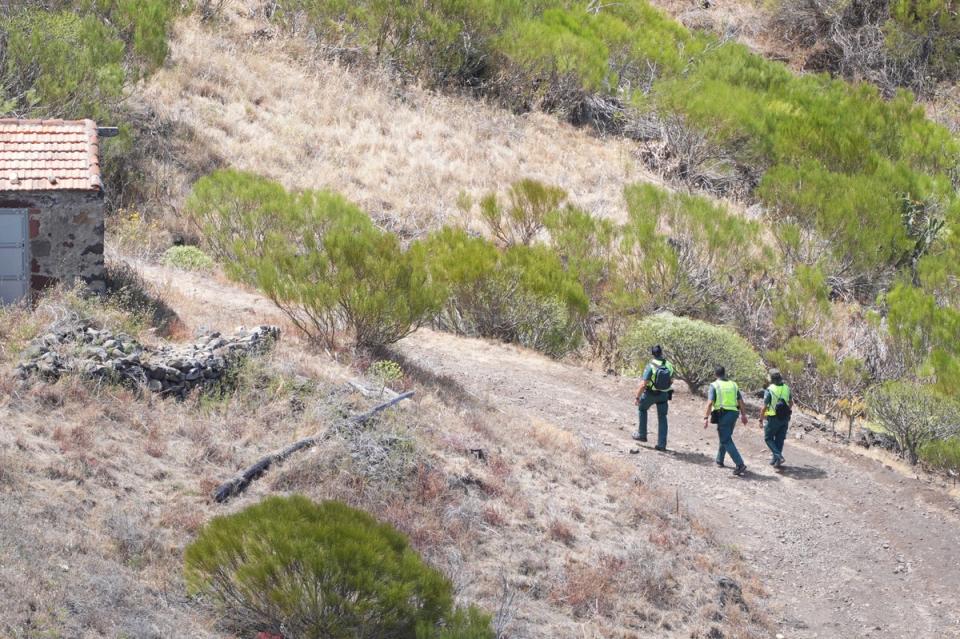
xmin=129 ymin=8 xmax=662 ymax=240
xmin=4 ymin=0 xmax=960 ymax=638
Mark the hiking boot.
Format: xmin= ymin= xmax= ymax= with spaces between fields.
xmin=715 ymin=460 xmax=725 ymax=467
xmin=774 ymin=456 xmax=785 ymax=468
xmin=733 ymin=464 xmax=747 ymax=476
xmin=631 ymin=433 xmax=647 ymax=442
xmin=654 ymin=445 xmax=666 ymax=452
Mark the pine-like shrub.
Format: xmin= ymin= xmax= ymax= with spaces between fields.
xmin=866 ymin=382 xmax=960 ymax=464
xmin=184 ymin=496 xmax=494 ymax=639
xmin=622 ymin=313 xmax=765 ymax=394
xmin=621 ymin=184 xmax=763 ymax=319
xmin=186 ymin=170 xmax=441 ymax=349
xmin=478 ymin=179 xmax=567 ymax=247
xmin=424 ymin=228 xmax=587 ymax=357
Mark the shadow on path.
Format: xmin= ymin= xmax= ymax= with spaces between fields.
xmin=776 ymin=464 xmax=828 ymax=480
xmin=667 ymin=449 xmax=720 ymax=467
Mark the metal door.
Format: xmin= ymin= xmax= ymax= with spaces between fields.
xmin=0 ymin=209 xmax=28 ymax=305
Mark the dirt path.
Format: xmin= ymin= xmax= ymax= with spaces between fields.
xmin=139 ymin=262 xmax=960 ymax=639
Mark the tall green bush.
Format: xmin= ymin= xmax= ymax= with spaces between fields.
xmin=621 ymin=184 xmax=764 ymax=318
xmin=424 ymin=227 xmax=587 ymax=357
xmin=184 ymin=496 xmax=494 ymax=639
xmin=866 ymin=381 xmax=960 ymax=464
xmin=478 ymin=178 xmax=567 ymax=247
xmin=622 ymin=313 xmax=765 ymax=394
xmin=187 ymin=170 xmax=441 ymax=349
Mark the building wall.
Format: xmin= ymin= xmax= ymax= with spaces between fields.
xmin=0 ymin=189 xmax=105 ymax=295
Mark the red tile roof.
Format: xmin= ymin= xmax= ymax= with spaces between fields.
xmin=0 ymin=119 xmax=102 ymax=192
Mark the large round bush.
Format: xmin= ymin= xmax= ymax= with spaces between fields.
xmin=622 ymin=313 xmax=765 ymax=394
xmin=184 ymin=495 xmax=492 ymax=639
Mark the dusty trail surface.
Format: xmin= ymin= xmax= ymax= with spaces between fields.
xmin=140 ymin=262 xmax=960 ymax=639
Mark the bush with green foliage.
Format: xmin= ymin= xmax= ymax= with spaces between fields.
xmin=161 ymin=245 xmax=215 ymax=272
xmin=0 ymin=2 xmax=177 ymax=119
xmin=424 ymin=227 xmax=587 ymax=357
xmin=621 ymin=184 xmax=764 ymax=319
xmin=919 ymin=437 xmax=960 ymax=474
xmin=866 ymin=382 xmax=960 ymax=464
xmin=478 ymin=178 xmax=567 ymax=247
xmin=187 ymin=169 xmax=442 ymax=349
xmin=622 ymin=313 xmax=765 ymax=394
xmin=184 ymin=496 xmax=493 ymax=639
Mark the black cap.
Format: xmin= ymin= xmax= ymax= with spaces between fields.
xmin=714 ymin=365 xmax=726 ymax=378
xmin=769 ymin=368 xmax=783 ymax=384
xmin=651 ymin=345 xmax=663 ymax=358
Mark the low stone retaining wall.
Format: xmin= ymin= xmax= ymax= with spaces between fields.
xmin=16 ymin=320 xmax=280 ymax=398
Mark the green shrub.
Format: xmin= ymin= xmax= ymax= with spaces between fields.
xmin=621 ymin=183 xmax=764 ymax=318
xmin=885 ymin=279 xmax=960 ymax=395
xmin=866 ymin=382 xmax=960 ymax=464
xmin=424 ymin=227 xmax=587 ymax=357
xmin=478 ymin=179 xmax=567 ymax=247
xmin=919 ymin=437 xmax=960 ymax=474
xmin=622 ymin=313 xmax=765 ymax=394
xmin=187 ymin=170 xmax=441 ymax=349
xmin=184 ymin=496 xmax=494 ymax=639
xmin=369 ymin=359 xmax=404 ymax=393
xmin=1 ymin=2 xmax=177 ymax=118
xmin=770 ymin=264 xmax=831 ymax=341
xmin=161 ymin=245 xmax=215 ymax=272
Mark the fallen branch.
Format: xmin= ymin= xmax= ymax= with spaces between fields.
xmin=213 ymin=391 xmax=415 ymax=503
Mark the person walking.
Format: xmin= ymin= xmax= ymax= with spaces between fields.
xmin=633 ymin=345 xmax=675 ymax=451
xmin=703 ymin=365 xmax=748 ymax=476
xmin=759 ymin=368 xmax=792 ymax=468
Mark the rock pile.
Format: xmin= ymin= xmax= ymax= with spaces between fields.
xmin=16 ymin=320 xmax=280 ymax=398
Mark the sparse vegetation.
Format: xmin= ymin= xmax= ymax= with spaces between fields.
xmin=866 ymin=381 xmax=960 ymax=464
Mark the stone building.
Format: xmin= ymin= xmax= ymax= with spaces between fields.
xmin=0 ymin=119 xmax=106 ymax=304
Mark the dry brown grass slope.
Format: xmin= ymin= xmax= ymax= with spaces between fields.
xmin=132 ymin=3 xmax=663 ymax=242
xmin=0 ymin=275 xmax=772 ymax=638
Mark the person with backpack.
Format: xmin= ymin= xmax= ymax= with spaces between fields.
xmin=703 ymin=365 xmax=748 ymax=476
xmin=759 ymin=368 xmax=792 ymax=467
xmin=632 ymin=345 xmax=675 ymax=451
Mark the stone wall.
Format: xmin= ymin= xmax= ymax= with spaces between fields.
xmin=17 ymin=322 xmax=281 ymax=399
xmin=0 ymin=189 xmax=105 ymax=294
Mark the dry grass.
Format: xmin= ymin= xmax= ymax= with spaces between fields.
xmin=133 ymin=2 xmax=662 ymax=240
xmin=0 ymin=283 xmax=772 ymax=638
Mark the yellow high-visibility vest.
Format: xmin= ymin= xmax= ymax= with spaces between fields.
xmin=766 ymin=383 xmax=791 ymax=417
xmin=712 ymin=379 xmax=739 ymax=411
